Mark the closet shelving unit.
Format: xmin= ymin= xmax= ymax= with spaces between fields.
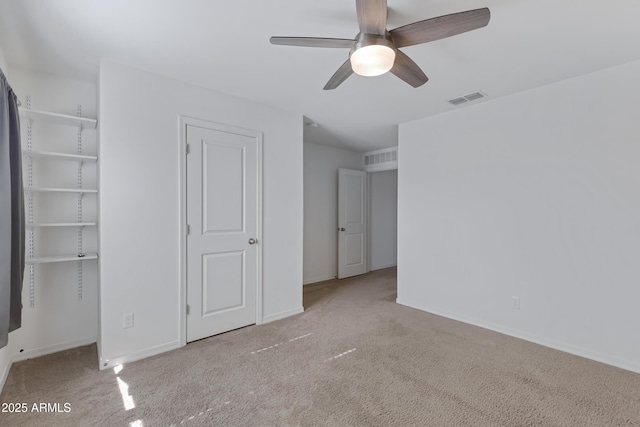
xmin=20 ymin=100 xmax=98 ymax=306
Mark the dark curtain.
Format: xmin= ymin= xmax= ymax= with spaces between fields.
xmin=0 ymin=67 xmax=24 ymax=349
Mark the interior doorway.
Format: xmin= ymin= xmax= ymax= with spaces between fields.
xmin=337 ymin=167 xmax=398 ymax=279
xmin=301 ymin=142 xmax=397 ymax=288
xmin=367 ymin=169 xmax=398 ymax=272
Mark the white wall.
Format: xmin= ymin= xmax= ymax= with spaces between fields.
xmin=370 ymin=170 xmax=397 ymax=270
xmin=0 ymin=43 xmax=10 ymax=392
xmin=99 ymin=61 xmax=303 ymax=369
xmin=398 ymin=60 xmax=640 ymax=373
xmin=0 ymin=46 xmax=7 ymax=72
xmin=303 ymin=142 xmax=362 ymax=284
xmin=1 ymin=67 xmax=98 ymax=392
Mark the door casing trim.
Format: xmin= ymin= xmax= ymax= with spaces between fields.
xmin=179 ymin=116 xmax=264 ymax=347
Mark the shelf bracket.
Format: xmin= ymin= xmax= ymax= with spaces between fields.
xmin=29 ymin=265 xmax=35 ymax=308
xmin=77 ymin=104 xmax=84 ymax=301
xmin=26 ymin=95 xmax=35 ymax=307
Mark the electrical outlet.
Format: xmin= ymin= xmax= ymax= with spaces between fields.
xmin=512 ymin=296 xmax=520 ymax=310
xmin=123 ymin=313 xmax=134 ymax=329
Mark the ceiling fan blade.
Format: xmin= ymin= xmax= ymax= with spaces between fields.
xmin=356 ymin=0 xmax=388 ymax=35
xmin=390 ymin=8 xmax=490 ymax=48
xmin=391 ymin=50 xmax=428 ymax=88
xmin=270 ymin=37 xmax=356 ymax=48
xmin=324 ymin=60 xmax=354 ymax=90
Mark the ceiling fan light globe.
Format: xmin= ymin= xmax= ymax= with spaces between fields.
xmin=350 ymin=45 xmax=396 ymax=77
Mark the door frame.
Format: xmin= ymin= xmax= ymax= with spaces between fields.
xmin=179 ymin=116 xmax=263 ymax=347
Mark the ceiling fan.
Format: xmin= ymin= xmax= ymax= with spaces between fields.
xmin=270 ymin=0 xmax=490 ymax=90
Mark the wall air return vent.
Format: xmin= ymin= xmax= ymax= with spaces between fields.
xmin=363 ymin=147 xmax=398 ymax=172
xmin=449 ymin=91 xmax=487 ymax=106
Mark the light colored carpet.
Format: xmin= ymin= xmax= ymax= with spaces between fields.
xmin=2 ymin=267 xmax=640 ymax=426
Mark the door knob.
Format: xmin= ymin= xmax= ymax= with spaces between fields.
xmin=248 ymin=238 xmax=257 ymax=245
xmin=339 ymin=228 xmax=346 ymax=232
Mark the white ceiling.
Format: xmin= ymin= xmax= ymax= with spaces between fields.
xmin=1 ymin=0 xmax=640 ymax=152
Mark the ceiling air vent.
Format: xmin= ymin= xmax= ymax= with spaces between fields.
xmin=449 ymin=97 xmax=468 ymax=106
xmin=464 ymin=92 xmax=484 ymax=101
xmin=448 ymin=91 xmax=487 ymax=106
xmin=363 ymin=147 xmax=398 ymax=172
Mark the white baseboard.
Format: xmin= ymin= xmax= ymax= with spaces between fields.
xmin=303 ymin=275 xmax=336 ymax=285
xmin=98 ymin=340 xmax=181 ymax=370
xmin=262 ymin=307 xmax=304 ymax=324
xmin=396 ymin=298 xmax=640 ymax=375
xmin=12 ymin=336 xmax=97 ymax=363
xmin=371 ymin=263 xmax=397 ymax=271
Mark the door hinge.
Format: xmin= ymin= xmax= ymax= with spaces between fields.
xmin=186 ymin=304 xmax=190 ymax=315
xmin=186 ymin=143 xmax=191 ymax=154
xmin=186 ymin=224 xmax=190 ymax=235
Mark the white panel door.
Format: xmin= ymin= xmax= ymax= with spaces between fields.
xmin=186 ymin=123 xmax=259 ymax=342
xmin=338 ymin=168 xmax=368 ymax=279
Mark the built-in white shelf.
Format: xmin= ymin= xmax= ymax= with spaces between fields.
xmin=20 ymin=100 xmax=99 ymax=307
xmin=19 ymin=108 xmax=97 ymax=129
xmin=27 ymin=222 xmax=97 ymax=228
xmin=26 ymin=253 xmax=99 ymax=265
xmin=25 ymin=187 xmax=98 ymax=194
xmin=22 ymin=150 xmax=97 ymax=163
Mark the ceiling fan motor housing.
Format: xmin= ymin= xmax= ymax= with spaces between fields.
xmin=351 ymin=32 xmax=396 ymax=54
xmin=350 ymin=32 xmax=397 ymax=76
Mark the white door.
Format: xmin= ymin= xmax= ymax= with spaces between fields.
xmin=186 ymin=122 xmax=260 ymax=343
xmin=338 ymin=168 xmax=368 ymax=279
